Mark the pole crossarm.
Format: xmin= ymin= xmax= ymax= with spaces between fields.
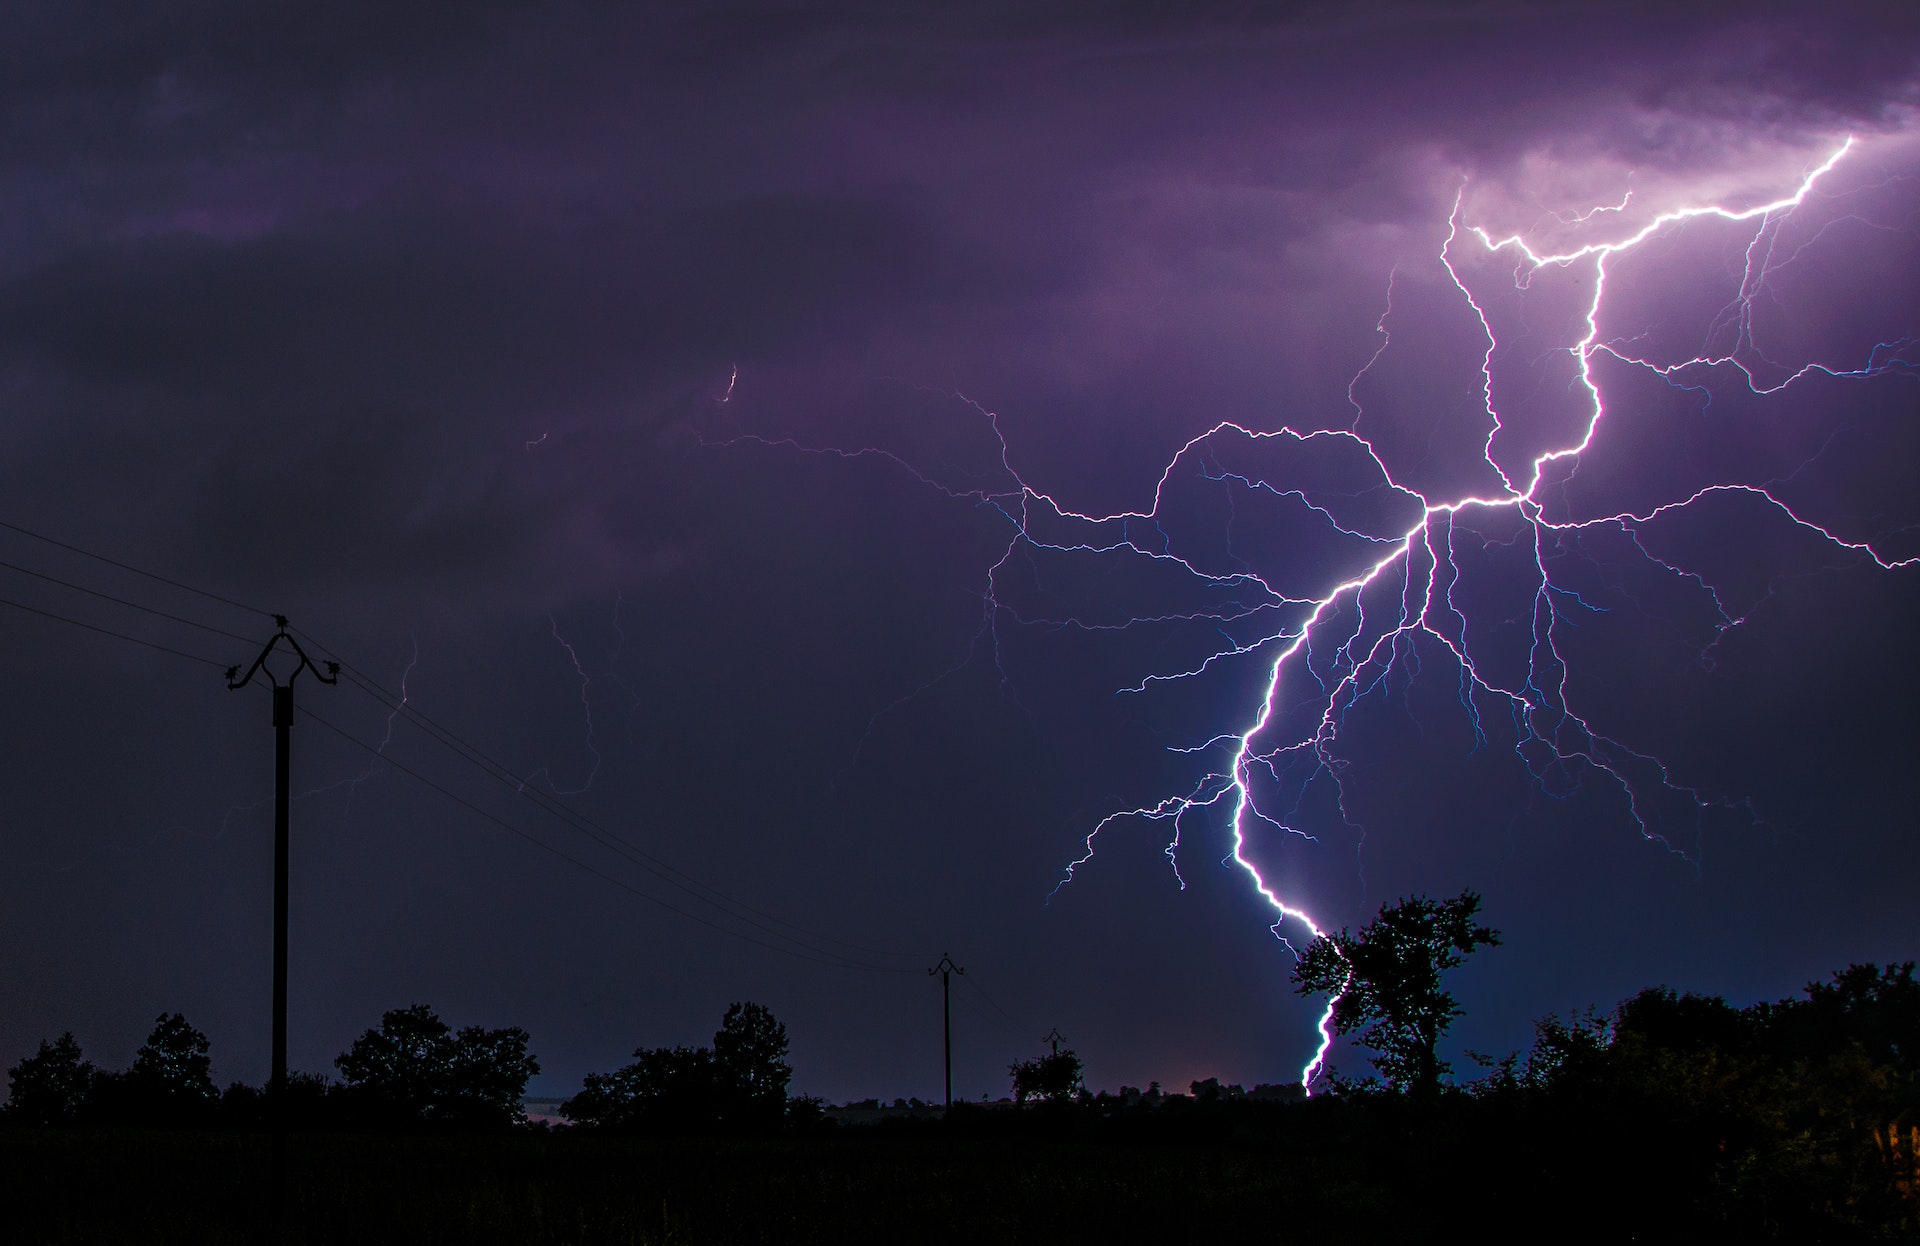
xmin=928 ymin=953 xmax=964 ymax=1114
xmin=1044 ymin=1027 xmax=1066 ymax=1056
xmin=226 ymin=615 xmax=339 ymax=694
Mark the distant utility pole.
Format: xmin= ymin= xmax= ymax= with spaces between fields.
xmin=226 ymin=616 xmax=335 ymax=1208
xmin=1044 ymin=1027 xmax=1066 ymax=1057
xmin=928 ymin=952 xmax=964 ymax=1113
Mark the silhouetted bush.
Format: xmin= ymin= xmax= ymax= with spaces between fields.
xmin=216 ymin=1071 xmax=339 ymax=1131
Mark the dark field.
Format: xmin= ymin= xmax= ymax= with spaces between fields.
xmin=9 ymin=1100 xmax=1910 ymax=1245
xmin=2 ymin=1124 xmax=1408 ymax=1245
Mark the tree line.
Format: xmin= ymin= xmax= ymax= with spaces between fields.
xmin=915 ymin=890 xmax=1917 ymax=1233
xmin=4 ymin=1000 xmax=805 ymax=1135
xmin=7 ymin=894 xmax=1916 ymax=1232
xmin=1282 ymin=889 xmax=1918 ymax=1233
xmin=557 ymin=1001 xmax=812 ymax=1133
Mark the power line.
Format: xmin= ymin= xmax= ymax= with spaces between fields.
xmin=0 ymin=515 xmax=923 ymax=971
xmin=0 ymin=556 xmax=256 ymax=644
xmin=297 ymin=703 xmax=914 ymax=974
xmin=328 ymin=666 xmax=912 ymax=969
xmin=302 ymin=637 xmax=916 ymax=969
xmin=0 ymin=517 xmax=269 ymax=618
xmin=959 ymin=971 xmax=1023 ymax=1030
xmin=0 ymin=594 xmax=229 ymax=668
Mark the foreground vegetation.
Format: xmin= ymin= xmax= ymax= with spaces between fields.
xmin=1 ymin=1083 xmax=1913 ymax=1244
xmin=6 ymin=895 xmax=1913 ymax=1240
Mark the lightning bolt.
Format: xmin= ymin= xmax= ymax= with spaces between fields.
xmin=723 ymin=132 xmax=1916 ymax=1092
xmin=337 ymin=632 xmax=419 ymax=814
xmin=519 ymin=615 xmax=603 ymax=796
xmin=215 ymin=635 xmax=421 ymax=825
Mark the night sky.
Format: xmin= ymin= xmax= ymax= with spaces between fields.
xmin=4 ymin=2 xmax=1919 ymax=1107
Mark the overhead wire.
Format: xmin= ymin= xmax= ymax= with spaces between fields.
xmin=958 ymin=971 xmax=1025 ymax=1030
xmin=295 ymin=630 xmax=921 ymax=969
xmin=298 ymin=703 xmax=912 ymax=974
xmin=0 ymin=556 xmax=257 ymax=644
xmin=0 ymin=517 xmax=270 ymax=619
xmin=0 ymin=593 xmax=230 ymax=668
xmin=0 ymin=514 xmax=926 ymax=972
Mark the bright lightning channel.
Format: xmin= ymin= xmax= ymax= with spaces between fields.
xmin=1149 ymin=136 xmax=1893 ymax=1089
xmin=728 ymin=135 xmax=1913 ymax=1092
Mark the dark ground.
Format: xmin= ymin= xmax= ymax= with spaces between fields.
xmin=4 ymin=1103 xmax=1908 ymax=1245
xmin=5 ymin=1126 xmax=1386 ymax=1245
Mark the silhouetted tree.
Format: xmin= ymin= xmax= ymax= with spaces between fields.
xmin=217 ymin=1070 xmax=336 ymax=1130
xmin=1615 ymin=986 xmax=1755 ymax=1055
xmin=1189 ymin=1077 xmax=1247 ymax=1102
xmin=561 ymin=1001 xmax=795 ymax=1133
xmin=1787 ymin=960 xmax=1919 ymax=1072
xmin=712 ymin=1001 xmax=791 ymax=1125
xmin=1495 ymin=1006 xmax=1611 ymax=1094
xmin=445 ymin=1020 xmax=543 ymax=1126
xmin=4 ymin=1033 xmax=94 ymax=1125
xmin=334 ymin=1003 xmax=538 ymax=1129
xmin=1471 ymin=969 xmax=1920 ymax=1237
xmin=92 ymin=1012 xmax=220 ymax=1126
xmin=1292 ymin=889 xmax=1500 ymax=1096
xmin=1772 ymin=962 xmax=1920 ymax=1209
xmin=563 ymin=1044 xmax=716 ymax=1132
xmin=131 ymin=1013 xmax=216 ymax=1096
xmin=1009 ymin=1048 xmax=1082 ymax=1103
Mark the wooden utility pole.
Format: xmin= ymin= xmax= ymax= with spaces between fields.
xmin=226 ymin=617 xmax=336 ymax=1220
xmin=928 ymin=953 xmax=964 ymax=1113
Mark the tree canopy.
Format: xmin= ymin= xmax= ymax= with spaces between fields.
xmin=1292 ymin=889 xmax=1500 ymax=1095
xmin=713 ymin=1000 xmax=792 ymax=1122
xmin=334 ymin=1003 xmax=539 ymax=1129
xmin=561 ymin=1001 xmax=794 ymax=1134
xmin=129 ymin=1013 xmax=217 ymax=1099
xmin=1475 ymin=963 xmax=1919 ymax=1234
xmin=3 ymin=1032 xmax=94 ymax=1126
xmin=1009 ymin=1049 xmax=1083 ymax=1104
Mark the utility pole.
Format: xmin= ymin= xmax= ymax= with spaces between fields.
xmin=1044 ymin=1027 xmax=1065 ymax=1057
xmin=928 ymin=952 xmax=964 ymax=1113
xmin=226 ymin=616 xmax=336 ymax=1217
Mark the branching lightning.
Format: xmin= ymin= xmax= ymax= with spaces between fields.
xmin=334 ymin=632 xmax=419 ymax=814
xmin=519 ymin=615 xmax=604 ymax=796
xmin=214 ymin=636 xmax=420 ymax=826
xmin=724 ymin=134 xmax=1918 ymax=1090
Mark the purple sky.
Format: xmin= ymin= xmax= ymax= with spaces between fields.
xmin=3 ymin=2 xmax=1919 ymax=1104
